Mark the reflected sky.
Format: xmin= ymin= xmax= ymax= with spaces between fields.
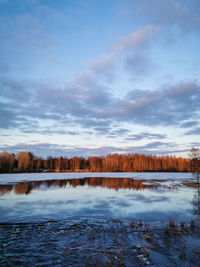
xmin=0 ymin=177 xmax=198 ymax=223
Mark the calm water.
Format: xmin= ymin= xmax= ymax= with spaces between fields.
xmin=0 ymin=172 xmax=199 ymax=223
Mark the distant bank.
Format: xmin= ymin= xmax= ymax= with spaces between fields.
xmin=0 ymin=151 xmax=192 ymax=173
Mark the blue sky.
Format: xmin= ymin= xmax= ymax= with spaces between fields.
xmin=0 ymin=0 xmax=200 ymax=158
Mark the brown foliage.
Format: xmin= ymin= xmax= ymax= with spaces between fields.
xmin=0 ymin=151 xmax=193 ymax=173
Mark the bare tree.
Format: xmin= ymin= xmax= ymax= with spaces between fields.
xmin=190 ymin=147 xmax=200 ymax=183
xmin=17 ymin=152 xmax=34 ymax=172
xmin=0 ymin=151 xmax=16 ymax=172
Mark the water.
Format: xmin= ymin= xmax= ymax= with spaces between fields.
xmin=0 ymin=172 xmax=198 ymax=223
xmin=1 ymin=172 xmax=200 ymax=266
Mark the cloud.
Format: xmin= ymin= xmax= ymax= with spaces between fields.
xmin=99 ymin=81 xmax=200 ymax=126
xmin=0 ymin=78 xmax=35 ymax=106
xmin=0 ymin=76 xmax=199 ymax=139
xmin=125 ymin=53 xmax=152 ymax=75
xmin=21 ymin=128 xmax=80 ymax=136
xmin=125 ymin=132 xmax=166 ymax=141
xmin=112 ymin=25 xmax=160 ymax=76
xmin=90 ymin=57 xmax=115 ymax=72
xmin=0 ymin=143 xmax=69 ymax=158
xmin=74 ymin=118 xmax=112 ymax=129
xmin=0 ymin=103 xmax=18 ymax=129
xmin=88 ymin=57 xmax=115 ymax=82
xmin=113 ymin=26 xmax=160 ymax=52
xmin=134 ymin=0 xmax=200 ymax=33
xmin=180 ymin=121 xmax=199 ymax=128
xmin=108 ymin=128 xmax=131 ymax=138
xmin=186 ymin=127 xmax=200 ymax=135
xmin=0 ymin=141 xmax=190 ymax=158
xmin=76 ymin=26 xmax=161 ymax=81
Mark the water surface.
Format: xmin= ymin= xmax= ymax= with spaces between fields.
xmin=1 ymin=172 xmax=200 ymax=266
xmin=0 ymin=173 xmax=199 ymax=223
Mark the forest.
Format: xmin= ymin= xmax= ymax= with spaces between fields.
xmin=0 ymin=151 xmax=193 ymax=173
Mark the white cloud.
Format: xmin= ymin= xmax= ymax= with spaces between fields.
xmin=113 ymin=26 xmax=160 ymax=51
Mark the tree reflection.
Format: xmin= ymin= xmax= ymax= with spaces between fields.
xmin=193 ymin=188 xmax=200 ymax=218
xmin=0 ymin=184 xmax=13 ymax=196
xmin=15 ymin=182 xmax=33 ymax=195
xmin=0 ymin=177 xmax=163 ymax=195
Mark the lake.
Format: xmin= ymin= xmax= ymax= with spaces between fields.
xmin=0 ymin=172 xmax=197 ymax=223
xmin=1 ymin=172 xmax=200 ymax=266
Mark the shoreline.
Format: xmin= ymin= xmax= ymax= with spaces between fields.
xmin=0 ymin=170 xmax=192 ymax=174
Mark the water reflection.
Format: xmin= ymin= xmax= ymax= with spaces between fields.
xmin=193 ymin=189 xmax=200 ymax=217
xmin=0 ymin=184 xmax=12 ymax=196
xmin=0 ymin=177 xmax=197 ymax=223
xmin=0 ymin=177 xmax=161 ymax=196
xmin=15 ymin=182 xmax=33 ymax=195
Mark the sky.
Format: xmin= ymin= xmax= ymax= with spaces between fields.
xmin=0 ymin=0 xmax=200 ymax=158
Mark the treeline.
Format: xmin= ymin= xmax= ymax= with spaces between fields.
xmin=0 ymin=151 xmax=192 ymax=173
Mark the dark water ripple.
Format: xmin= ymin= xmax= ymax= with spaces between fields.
xmin=1 ymin=219 xmax=200 ymax=266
